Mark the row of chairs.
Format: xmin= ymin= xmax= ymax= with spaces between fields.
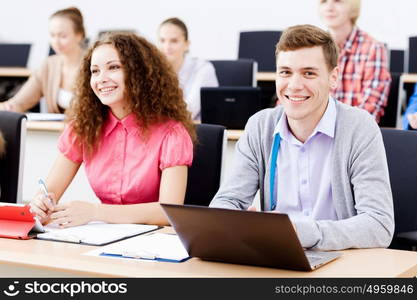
xmin=0 ymin=111 xmax=416 ymax=250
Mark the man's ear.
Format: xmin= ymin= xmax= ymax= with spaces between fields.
xmin=329 ymin=66 xmax=339 ymax=89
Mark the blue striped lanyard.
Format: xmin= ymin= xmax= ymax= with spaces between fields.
xmin=269 ymin=133 xmax=281 ymax=211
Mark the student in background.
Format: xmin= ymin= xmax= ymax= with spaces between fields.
xmin=319 ymin=0 xmax=391 ymax=123
xmin=30 ymin=33 xmax=195 ymax=227
xmin=158 ymin=17 xmax=218 ymax=121
xmin=0 ymin=7 xmax=86 ymax=113
xmin=402 ymin=84 xmax=417 ymax=129
xmin=210 ymin=25 xmax=394 ymax=251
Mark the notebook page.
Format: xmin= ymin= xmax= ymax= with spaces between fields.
xmin=37 ymin=222 xmax=158 ymax=245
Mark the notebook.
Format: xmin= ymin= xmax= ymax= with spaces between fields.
xmin=0 ymin=43 xmax=31 ymax=67
xmin=200 ymin=87 xmax=262 ymax=129
xmin=161 ymin=204 xmax=342 ymax=271
xmin=36 ymin=222 xmax=159 ymax=246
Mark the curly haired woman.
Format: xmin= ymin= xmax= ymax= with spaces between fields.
xmin=30 ymin=33 xmax=195 ymax=227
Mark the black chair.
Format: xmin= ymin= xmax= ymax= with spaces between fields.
xmin=0 ymin=111 xmax=26 ymax=203
xmin=381 ymin=128 xmax=417 ymax=250
xmin=210 ymin=59 xmax=257 ymax=87
xmin=389 ymin=49 xmax=405 ymax=73
xmin=184 ymin=124 xmax=226 ymax=206
xmin=238 ymin=31 xmax=282 ymax=72
xmin=379 ymin=72 xmax=401 ymax=128
xmin=408 ymin=36 xmax=417 ymax=73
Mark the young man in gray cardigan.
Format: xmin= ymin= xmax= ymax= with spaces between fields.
xmin=210 ymin=25 xmax=394 ymax=251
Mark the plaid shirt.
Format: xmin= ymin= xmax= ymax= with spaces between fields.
xmin=332 ymin=27 xmax=391 ymax=122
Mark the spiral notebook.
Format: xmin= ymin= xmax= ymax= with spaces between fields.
xmin=36 ymin=222 xmax=159 ymax=246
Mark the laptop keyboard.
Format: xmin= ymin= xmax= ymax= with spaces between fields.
xmin=306 ymin=254 xmax=322 ymax=265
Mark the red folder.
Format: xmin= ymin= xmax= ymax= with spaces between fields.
xmin=0 ymin=204 xmax=38 ymax=239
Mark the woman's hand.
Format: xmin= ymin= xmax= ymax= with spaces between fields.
xmin=0 ymin=102 xmax=16 ymax=111
xmin=30 ymin=192 xmax=56 ymax=224
xmin=50 ymin=201 xmax=98 ymax=228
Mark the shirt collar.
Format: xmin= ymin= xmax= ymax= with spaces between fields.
xmin=103 ymin=110 xmax=139 ymax=137
xmin=273 ymin=96 xmax=337 ymax=142
xmin=341 ymin=26 xmax=359 ymax=54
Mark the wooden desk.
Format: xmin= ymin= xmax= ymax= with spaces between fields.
xmin=1 ymin=230 xmax=417 ymax=277
xmin=256 ymin=72 xmax=275 ymax=82
xmin=0 ymin=67 xmax=31 ymax=77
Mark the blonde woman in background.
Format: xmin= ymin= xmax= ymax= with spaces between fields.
xmin=319 ymin=0 xmax=391 ymax=123
xmin=158 ymin=17 xmax=218 ymax=121
xmin=0 ymin=7 xmax=86 ymax=113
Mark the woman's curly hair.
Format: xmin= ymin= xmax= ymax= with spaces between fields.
xmin=68 ymin=32 xmax=196 ymax=154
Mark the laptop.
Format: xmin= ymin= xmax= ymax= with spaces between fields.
xmin=201 ymin=87 xmax=262 ymax=129
xmin=0 ymin=43 xmax=31 ymax=67
xmin=161 ymin=204 xmax=341 ymax=271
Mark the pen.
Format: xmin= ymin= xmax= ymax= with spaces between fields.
xmin=38 ymin=178 xmax=54 ymax=207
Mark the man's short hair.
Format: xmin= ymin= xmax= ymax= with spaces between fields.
xmin=275 ymin=24 xmax=339 ymax=71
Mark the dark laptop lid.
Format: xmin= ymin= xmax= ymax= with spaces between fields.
xmin=201 ymin=87 xmax=262 ymax=129
xmin=161 ymin=203 xmax=313 ymax=271
xmin=0 ymin=43 xmax=31 ymax=67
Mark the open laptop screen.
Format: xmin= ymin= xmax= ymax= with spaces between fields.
xmin=0 ymin=43 xmax=31 ymax=67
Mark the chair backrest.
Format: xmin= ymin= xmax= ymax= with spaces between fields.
xmin=0 ymin=111 xmax=26 ymax=203
xmin=381 ymin=129 xmax=417 ymax=248
xmin=379 ymin=72 xmax=401 ymax=128
xmin=210 ymin=59 xmax=257 ymax=87
xmin=389 ymin=49 xmax=405 ymax=73
xmin=184 ymin=124 xmax=226 ymax=206
xmin=238 ymin=31 xmax=282 ymax=72
xmin=408 ymin=36 xmax=417 ymax=73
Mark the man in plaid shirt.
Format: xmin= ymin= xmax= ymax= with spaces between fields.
xmin=319 ymin=0 xmax=391 ymax=123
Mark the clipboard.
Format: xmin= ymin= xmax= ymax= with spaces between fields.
xmin=36 ymin=223 xmax=160 ymax=246
xmin=0 ymin=203 xmax=45 ymax=240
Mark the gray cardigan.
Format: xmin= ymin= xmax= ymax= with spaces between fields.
xmin=210 ymin=101 xmax=394 ymax=250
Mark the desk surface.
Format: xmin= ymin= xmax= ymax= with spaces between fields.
xmin=27 ymin=121 xmax=245 ymax=141
xmin=401 ymin=73 xmax=417 ymax=83
xmin=256 ymin=72 xmax=275 ymax=82
xmin=0 ymin=67 xmax=31 ymax=77
xmin=1 ymin=228 xmax=417 ymax=278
